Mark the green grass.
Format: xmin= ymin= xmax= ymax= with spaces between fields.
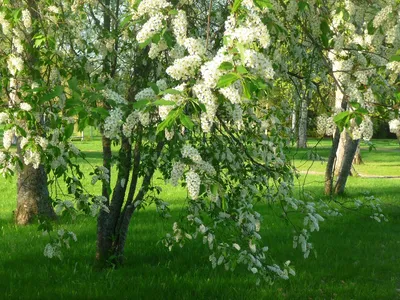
xmin=0 ymin=138 xmax=400 ymax=299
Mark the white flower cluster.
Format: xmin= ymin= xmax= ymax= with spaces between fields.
xmin=22 ymin=9 xmax=32 ymax=30
xmin=170 ymin=162 xmax=185 ymax=186
xmin=136 ymin=0 xmax=171 ymax=18
xmin=122 ymin=111 xmax=139 ymax=138
xmin=91 ymin=166 xmax=110 ymax=185
xmin=102 ymin=89 xmax=127 ymax=105
xmin=181 ymin=144 xmax=202 ymax=163
xmin=0 ymin=12 xmax=11 ymax=35
xmin=166 ymin=55 xmax=202 ymax=80
xmin=104 ymin=108 xmax=124 ymax=139
xmin=373 ymin=5 xmax=392 ymax=29
xmin=244 ymin=50 xmax=274 ymax=80
xmin=219 ymin=85 xmax=241 ymax=104
xmin=20 ymin=102 xmax=32 ymax=111
xmin=7 ymin=55 xmax=24 ymax=75
xmin=0 ymin=112 xmax=9 ymax=124
xmin=135 ymin=87 xmax=156 ymax=101
xmin=293 ymin=229 xmax=312 ymax=259
xmin=193 ymin=83 xmax=218 ymax=132
xmin=351 ymin=116 xmax=373 ymax=141
xmin=200 ymin=48 xmax=233 ymax=88
xmin=316 ymin=114 xmax=335 ymax=136
xmin=172 ymin=10 xmax=187 ymax=45
xmin=137 ymin=13 xmax=166 ymax=44
xmin=148 ymin=40 xmax=168 ymax=59
xmin=389 ymin=119 xmax=400 ymax=135
xmin=23 ymin=150 xmax=41 ymax=169
xmin=186 ymin=169 xmax=201 ymax=199
xmin=3 ymin=128 xmax=15 ymax=150
xmin=183 ymin=38 xmax=206 ymax=56
xmin=225 ymin=13 xmax=270 ymax=49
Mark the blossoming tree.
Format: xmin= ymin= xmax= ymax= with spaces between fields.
xmin=0 ymin=0 xmax=398 ymax=283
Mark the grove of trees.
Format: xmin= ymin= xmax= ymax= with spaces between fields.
xmin=0 ymin=0 xmax=399 ymax=283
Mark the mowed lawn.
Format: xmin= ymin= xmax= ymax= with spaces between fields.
xmin=0 ymin=134 xmax=400 ymax=299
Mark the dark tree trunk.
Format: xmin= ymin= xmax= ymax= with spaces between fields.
xmin=324 ymin=127 xmax=341 ymax=195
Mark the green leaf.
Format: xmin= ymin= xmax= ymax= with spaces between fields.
xmin=152 ymin=99 xmax=176 ymax=106
xmin=120 ymin=13 xmax=132 ymax=27
xmin=219 ymin=62 xmax=234 ymax=71
xmin=333 ymin=111 xmax=349 ymax=123
xmin=64 ymin=124 xmax=75 ymax=139
xmin=356 ymin=107 xmax=368 ymax=114
xmin=180 ymin=114 xmax=194 ymax=130
xmin=390 ymin=55 xmax=400 ymax=62
xmin=350 ymin=101 xmax=361 ymax=109
xmin=253 ymin=0 xmax=273 ymax=9
xmin=159 ymin=88 xmax=181 ymax=95
xmin=355 ymin=115 xmax=363 ymax=126
xmin=132 ymin=99 xmax=150 ymax=109
xmin=367 ymin=20 xmax=375 ymax=34
xmin=298 ymin=1 xmax=309 ymax=11
xmin=39 ymin=86 xmax=63 ymax=104
xmin=163 ymin=31 xmax=175 ymax=48
xmin=148 ymin=82 xmax=160 ymax=94
xmin=68 ymin=77 xmax=79 ymax=92
xmin=139 ymin=37 xmax=152 ymax=49
xmin=236 ymin=65 xmax=248 ymax=74
xmin=156 ymin=108 xmax=181 ymax=134
xmin=168 ymin=9 xmax=178 ymax=15
xmin=232 ymin=0 xmax=243 ymax=13
xmin=217 ymin=73 xmax=241 ymax=88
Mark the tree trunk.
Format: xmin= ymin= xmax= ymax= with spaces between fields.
xmin=353 ymin=144 xmax=363 ymax=165
xmin=15 ymin=163 xmax=55 ymax=225
xmin=324 ymin=126 xmax=341 ymax=195
xmin=297 ymin=91 xmax=310 ymax=148
xmin=334 ymin=138 xmax=359 ymax=195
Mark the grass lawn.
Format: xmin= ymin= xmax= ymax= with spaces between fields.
xmin=0 ymin=136 xmax=399 ymax=299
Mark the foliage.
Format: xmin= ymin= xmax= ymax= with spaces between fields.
xmin=0 ymin=0 xmax=398 ymax=284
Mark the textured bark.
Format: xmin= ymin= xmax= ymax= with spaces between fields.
xmin=334 ymin=130 xmax=349 ymax=176
xmin=15 ymin=164 xmax=55 ymax=225
xmin=297 ymin=97 xmax=308 ymax=148
xmin=334 ymin=138 xmax=359 ymax=195
xmin=324 ymin=127 xmax=341 ymax=195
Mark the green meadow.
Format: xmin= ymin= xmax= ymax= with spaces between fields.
xmin=1 ymin=134 xmax=399 ymax=299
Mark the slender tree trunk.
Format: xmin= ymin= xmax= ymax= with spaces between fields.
xmin=324 ymin=127 xmax=341 ymax=195
xmin=297 ymin=97 xmax=308 ymax=148
xmin=353 ymin=144 xmax=363 ymax=165
xmin=334 ymin=138 xmax=359 ymax=195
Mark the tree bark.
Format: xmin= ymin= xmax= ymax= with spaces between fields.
xmin=15 ymin=162 xmax=55 ymax=225
xmin=297 ymin=97 xmax=308 ymax=148
xmin=334 ymin=138 xmax=359 ymax=195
